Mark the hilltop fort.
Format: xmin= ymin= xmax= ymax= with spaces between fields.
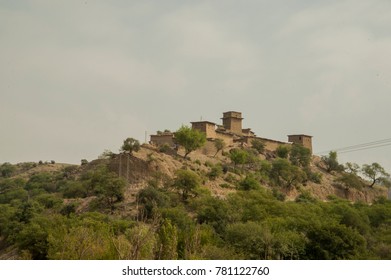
xmin=150 ymin=111 xmax=313 ymax=154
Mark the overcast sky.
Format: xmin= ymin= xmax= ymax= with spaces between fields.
xmin=1 ymin=0 xmax=391 ymax=172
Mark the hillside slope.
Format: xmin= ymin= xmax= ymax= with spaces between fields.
xmin=1 ymin=143 xmax=390 ymax=260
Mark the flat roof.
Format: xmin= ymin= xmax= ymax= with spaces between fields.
xmin=287 ymin=134 xmax=313 ymax=138
xmin=191 ymin=121 xmax=216 ymax=125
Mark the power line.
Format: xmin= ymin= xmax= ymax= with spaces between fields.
xmin=316 ymin=137 xmax=391 ymax=155
xmin=338 ymin=142 xmax=391 ymax=154
xmin=336 ymin=138 xmax=391 ymax=152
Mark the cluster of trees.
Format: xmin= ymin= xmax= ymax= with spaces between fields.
xmin=321 ymin=151 xmax=391 ymax=190
xmin=1 ymin=130 xmax=390 ymax=260
xmin=225 ymin=144 xmax=321 ymax=190
xmin=1 ymin=157 xmax=391 ymax=260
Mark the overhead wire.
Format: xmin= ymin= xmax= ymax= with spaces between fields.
xmin=315 ymin=137 xmax=391 ymax=155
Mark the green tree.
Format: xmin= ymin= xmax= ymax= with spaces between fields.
xmin=0 ymin=162 xmax=16 ymax=178
xmin=25 ymin=172 xmax=56 ymax=193
xmin=273 ymin=230 xmax=307 ymax=260
xmin=305 ymin=222 xmax=366 ymax=259
xmin=229 ymin=148 xmax=248 ymax=167
xmin=0 ymin=178 xmax=28 ymax=203
xmin=225 ymin=221 xmax=274 ymax=259
xmin=48 ymin=223 xmax=113 ymax=260
xmin=336 ymin=173 xmax=365 ymax=190
xmin=276 ymin=145 xmax=290 ymax=159
xmin=137 ymin=185 xmax=170 ymax=219
xmin=289 ymin=144 xmax=311 ymax=168
xmin=173 ymin=170 xmax=201 ymax=201
xmin=95 ymin=173 xmax=126 ymax=213
xmin=213 ymin=139 xmax=226 ymax=157
xmin=61 ymin=181 xmax=88 ymax=198
xmin=322 ymin=151 xmax=344 ymax=173
xmin=98 ymin=149 xmax=116 ymax=159
xmin=345 ymin=162 xmax=360 ymax=174
xmin=157 ymin=219 xmax=178 ymax=260
xmin=207 ymin=164 xmax=223 ymax=180
xmin=196 ymin=196 xmax=230 ymax=234
xmin=238 ymin=174 xmax=261 ymax=191
xmin=361 ymin=163 xmax=390 ymax=188
xmin=121 ymin=138 xmax=141 ymax=154
xmin=80 ymin=166 xmax=126 ymax=212
xmin=16 ymin=220 xmax=49 ymax=259
xmin=270 ymin=158 xmax=306 ymax=189
xmin=174 ymin=126 xmax=206 ymax=159
xmin=251 ymin=139 xmax=265 ymax=154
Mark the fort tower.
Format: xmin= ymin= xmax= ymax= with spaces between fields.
xmin=221 ymin=111 xmax=243 ymax=135
xmin=288 ymin=134 xmax=313 ymax=154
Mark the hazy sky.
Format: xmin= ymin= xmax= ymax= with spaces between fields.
xmin=1 ymin=0 xmax=391 ymax=172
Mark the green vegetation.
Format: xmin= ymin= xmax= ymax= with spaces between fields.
xmin=0 ymin=162 xmax=17 ymax=178
xmin=322 ymin=151 xmax=344 ymax=172
xmin=251 ymin=139 xmax=265 ymax=154
xmin=361 ymin=163 xmax=390 ymax=188
xmin=229 ymin=148 xmax=249 ymax=167
xmin=121 ymin=138 xmax=141 ymax=154
xmin=173 ymin=169 xmax=201 ymax=201
xmin=213 ymin=139 xmax=226 ymax=157
xmin=276 ymin=145 xmax=290 ymax=159
xmin=1 ymin=141 xmax=391 ymax=260
xmin=174 ymin=126 xmax=206 ymax=159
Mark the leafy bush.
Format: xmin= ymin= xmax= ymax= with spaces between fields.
xmin=290 ymin=144 xmax=311 ymax=168
xmin=238 ymin=174 xmax=261 ymax=191
xmin=0 ymin=162 xmax=16 ymax=178
xmin=335 ymin=173 xmax=365 ymax=190
xmin=62 ymin=181 xmax=88 ymax=198
xmin=272 ymin=189 xmax=286 ymax=201
xmin=25 ymin=172 xmax=56 ymax=193
xmin=173 ymin=169 xmax=201 ymax=201
xmin=276 ymin=145 xmax=290 ymax=159
xmin=121 ymin=138 xmax=141 ymax=154
xmin=208 ymin=164 xmax=223 ymax=180
xmin=251 ymin=139 xmax=265 ymax=154
xmin=229 ymin=148 xmax=249 ymax=166
xmin=295 ymin=190 xmax=317 ymax=203
xmin=0 ymin=186 xmax=28 ymax=204
xmin=306 ymin=169 xmax=322 ymax=184
xmin=270 ymin=159 xmax=307 ymax=189
xmin=35 ymin=194 xmax=63 ymax=209
xmin=214 ymin=139 xmax=226 ymax=157
xmin=322 ymin=151 xmax=344 ymax=173
xmin=159 ymin=143 xmax=172 ymax=153
xmin=196 ymin=197 xmax=230 ymax=234
xmin=138 ymin=186 xmax=171 ymax=219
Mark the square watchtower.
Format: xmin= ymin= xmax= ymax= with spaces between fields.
xmin=221 ymin=111 xmax=243 ymax=135
xmin=288 ymin=134 xmax=313 ymax=154
xmin=191 ymin=121 xmax=216 ymax=139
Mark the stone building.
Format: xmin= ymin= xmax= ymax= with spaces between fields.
xmin=191 ymin=121 xmax=217 ymax=139
xmin=221 ymin=111 xmax=243 ymax=135
xmin=150 ymin=132 xmax=175 ymax=147
xmin=150 ymin=111 xmax=313 ymax=154
xmin=288 ymin=134 xmax=313 ymax=153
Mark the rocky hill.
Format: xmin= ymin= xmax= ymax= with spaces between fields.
xmin=104 ymin=143 xmax=388 ymax=205
xmin=0 ymin=142 xmax=390 ymax=260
